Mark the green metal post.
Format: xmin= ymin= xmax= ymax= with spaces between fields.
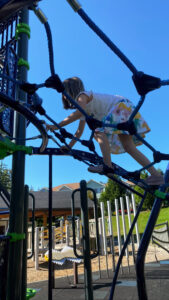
xmin=6 ymin=8 xmax=29 ymax=300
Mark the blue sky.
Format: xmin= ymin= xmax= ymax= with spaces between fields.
xmin=4 ymin=0 xmax=169 ymax=190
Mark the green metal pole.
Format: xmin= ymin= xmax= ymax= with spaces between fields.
xmin=6 ymin=8 xmax=29 ymax=300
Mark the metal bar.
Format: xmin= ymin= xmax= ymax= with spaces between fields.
xmin=108 ymin=191 xmax=147 ymax=300
xmin=136 ymin=165 xmax=169 ymax=300
xmin=27 ymin=192 xmax=35 ymax=259
xmin=136 ymin=197 xmax=162 ymax=300
xmin=115 ymin=198 xmax=123 ymax=274
xmin=126 ymin=196 xmax=136 ymax=264
xmin=131 ymin=194 xmax=140 ymax=245
xmin=120 ymin=197 xmax=130 ymax=273
xmin=107 ymin=201 xmax=116 ymax=271
xmin=100 ymin=201 xmax=109 ymax=277
xmin=21 ymin=185 xmax=29 ymax=300
xmin=48 ymin=154 xmax=53 ymax=300
xmin=80 ymin=180 xmax=93 ymax=300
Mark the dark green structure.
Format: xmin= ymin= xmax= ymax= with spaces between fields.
xmin=3 ymin=7 xmax=30 ymax=300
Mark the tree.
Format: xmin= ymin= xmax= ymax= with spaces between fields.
xmin=99 ymin=176 xmax=127 ymax=212
xmin=0 ymin=161 xmax=12 ymax=191
xmin=133 ymin=170 xmax=164 ymax=210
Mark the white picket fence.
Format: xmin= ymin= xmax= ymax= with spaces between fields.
xmin=88 ymin=194 xmax=140 ymax=274
xmin=28 ymin=194 xmax=140 ymax=271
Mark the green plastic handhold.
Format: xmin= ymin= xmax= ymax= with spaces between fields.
xmin=0 ymin=137 xmax=33 ymax=159
xmin=18 ymin=58 xmax=30 ymax=70
xmin=15 ymin=23 xmax=31 ymax=40
xmin=7 ymin=232 xmax=25 ymax=242
xmin=26 ymin=288 xmax=37 ymax=299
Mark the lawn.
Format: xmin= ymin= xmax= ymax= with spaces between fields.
xmin=109 ymin=206 xmax=169 ymax=237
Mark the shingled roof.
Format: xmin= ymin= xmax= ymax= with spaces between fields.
xmin=53 ymin=183 xmax=80 ymax=192
xmin=52 ymin=180 xmax=105 ymax=192
xmin=0 ymin=191 xmax=95 ymax=211
xmin=29 ymin=190 xmax=94 ymax=210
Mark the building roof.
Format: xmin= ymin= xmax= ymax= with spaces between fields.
xmin=31 ymin=190 xmax=87 ymax=210
xmin=87 ymin=179 xmax=105 ymax=186
xmin=53 ymin=183 xmax=80 ymax=192
xmin=52 ymin=179 xmax=105 ymax=192
xmin=0 ymin=190 xmax=94 ymax=211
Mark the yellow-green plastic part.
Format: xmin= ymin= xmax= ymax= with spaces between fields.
xmin=26 ymin=288 xmax=37 ymax=299
xmin=7 ymin=232 xmax=25 ymax=242
xmin=33 ymin=7 xmax=47 ymax=24
xmin=18 ymin=58 xmax=30 ymax=70
xmin=15 ymin=23 xmax=31 ymax=40
xmin=66 ymin=0 xmax=81 ymax=12
xmin=0 ymin=137 xmax=33 ymax=159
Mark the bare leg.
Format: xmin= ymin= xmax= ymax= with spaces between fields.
xmin=94 ymin=131 xmax=112 ymax=168
xmin=119 ymin=134 xmax=160 ymax=176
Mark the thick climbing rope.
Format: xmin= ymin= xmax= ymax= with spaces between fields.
xmin=1 ymin=4 xmax=169 ymax=300
xmin=18 ymin=5 xmax=169 ymax=185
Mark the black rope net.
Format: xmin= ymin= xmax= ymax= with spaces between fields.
xmin=0 ymin=3 xmax=169 ymax=191
xmin=0 ymin=14 xmax=19 ymax=136
xmin=1 ymin=3 xmax=169 ymax=299
xmin=0 ymin=12 xmax=48 ymax=151
xmin=15 ymin=5 xmax=169 ymax=191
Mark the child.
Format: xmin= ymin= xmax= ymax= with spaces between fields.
xmin=46 ymin=77 xmax=164 ymax=186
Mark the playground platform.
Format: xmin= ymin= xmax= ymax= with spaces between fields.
xmin=27 ymin=259 xmax=169 ymax=300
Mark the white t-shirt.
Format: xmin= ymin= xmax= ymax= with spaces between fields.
xmin=76 ymin=91 xmax=125 ymax=121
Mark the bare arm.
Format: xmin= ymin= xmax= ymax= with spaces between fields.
xmin=59 ymin=109 xmax=82 ymax=128
xmin=59 ymin=94 xmax=88 ymax=127
xmin=68 ymin=119 xmax=86 ymax=148
xmin=46 ymin=94 xmax=89 ymax=131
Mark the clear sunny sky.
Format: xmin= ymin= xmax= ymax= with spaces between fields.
xmin=4 ymin=0 xmax=169 ymax=190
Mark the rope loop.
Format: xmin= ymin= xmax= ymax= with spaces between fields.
xmin=117 ymin=120 xmax=137 ymax=135
xmin=21 ymin=82 xmax=38 ymax=95
xmin=45 ymin=74 xmax=64 ymax=93
xmin=132 ymin=71 xmax=161 ymax=96
xmin=86 ymin=116 xmax=102 ymax=130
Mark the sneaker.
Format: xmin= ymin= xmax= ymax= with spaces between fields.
xmin=144 ymin=175 xmax=164 ymax=186
xmin=88 ymin=164 xmax=105 ymax=174
xmin=88 ymin=164 xmax=115 ymax=175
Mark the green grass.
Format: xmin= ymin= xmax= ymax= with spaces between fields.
xmin=108 ymin=207 xmax=169 ymax=237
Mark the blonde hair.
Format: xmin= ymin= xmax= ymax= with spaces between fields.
xmin=62 ymin=77 xmax=85 ymax=109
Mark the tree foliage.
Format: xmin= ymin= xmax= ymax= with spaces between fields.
xmin=134 ymin=170 xmax=163 ymax=210
xmin=99 ymin=176 xmax=127 ymax=212
xmin=87 ymin=190 xmax=94 ymax=200
xmin=0 ymin=161 xmax=12 ymax=191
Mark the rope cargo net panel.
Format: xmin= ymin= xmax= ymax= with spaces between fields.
xmin=0 ymin=1 xmax=169 ymax=300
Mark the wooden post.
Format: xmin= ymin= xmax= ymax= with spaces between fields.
xmin=73 ymin=262 xmax=78 ymax=285
xmin=43 ymin=214 xmax=48 ymax=227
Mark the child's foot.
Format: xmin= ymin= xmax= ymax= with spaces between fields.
xmin=144 ymin=175 xmax=164 ymax=186
xmin=88 ymin=164 xmax=105 ymax=174
xmin=88 ymin=164 xmax=114 ymax=175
